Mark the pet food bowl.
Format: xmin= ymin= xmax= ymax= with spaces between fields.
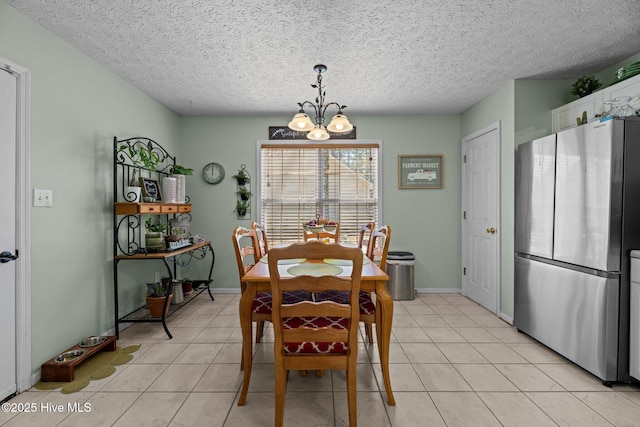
xmin=55 ymin=350 xmax=86 ymax=363
xmin=79 ymin=336 xmax=107 ymax=348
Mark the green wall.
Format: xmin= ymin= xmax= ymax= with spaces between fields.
xmin=178 ymin=115 xmax=462 ymax=294
xmin=0 ymin=1 xmax=181 ymax=373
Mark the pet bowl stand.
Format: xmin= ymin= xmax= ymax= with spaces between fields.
xmin=41 ymin=335 xmax=117 ymax=382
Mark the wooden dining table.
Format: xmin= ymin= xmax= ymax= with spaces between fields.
xmin=239 ymin=253 xmax=396 ymax=406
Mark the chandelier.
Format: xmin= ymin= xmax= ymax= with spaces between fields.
xmin=287 ymin=64 xmax=353 ymax=141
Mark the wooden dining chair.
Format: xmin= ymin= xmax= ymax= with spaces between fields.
xmin=363 ymin=225 xmax=391 ymax=343
xmin=232 ymin=226 xmax=271 ymax=346
xmin=268 ymin=241 xmax=363 ymax=427
xmin=316 ymin=225 xmax=391 ymax=345
xmin=357 ymin=221 xmax=375 ymax=252
xmin=234 ymin=227 xmax=313 ymax=406
xmin=367 ymin=225 xmax=392 ymax=272
xmin=233 ymin=226 xmax=271 ymax=407
xmin=251 ymin=222 xmax=269 ymax=259
xmin=302 ymin=218 xmax=340 ymax=242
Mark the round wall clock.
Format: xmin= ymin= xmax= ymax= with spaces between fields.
xmin=203 ymin=162 xmax=225 ymax=184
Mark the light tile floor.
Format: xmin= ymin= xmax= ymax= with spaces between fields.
xmin=3 ymin=292 xmax=640 ymax=426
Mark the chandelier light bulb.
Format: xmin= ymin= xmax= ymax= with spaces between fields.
xmin=327 ymin=113 xmax=353 ymax=133
xmin=288 ymin=112 xmax=314 ymax=132
xmin=307 ymin=125 xmax=330 ymax=141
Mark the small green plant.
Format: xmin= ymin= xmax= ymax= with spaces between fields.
xmin=170 ymin=164 xmax=193 ymax=175
xmin=119 ymin=145 xmax=160 ymax=171
xmin=569 ymin=75 xmax=602 ymax=98
xmin=145 ymin=216 xmax=167 ymax=233
xmin=576 ymin=111 xmax=588 ymax=126
xmin=148 ymin=280 xmax=170 ymax=297
xmin=232 ymin=169 xmax=250 ymax=185
xmin=236 ymin=186 xmax=252 ymax=201
xmin=236 ymin=200 xmax=249 ymax=216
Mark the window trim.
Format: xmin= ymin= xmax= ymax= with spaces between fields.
xmin=256 ymin=139 xmax=383 ymax=241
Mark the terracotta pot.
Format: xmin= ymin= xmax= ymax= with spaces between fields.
xmin=146 ymin=294 xmax=173 ymax=318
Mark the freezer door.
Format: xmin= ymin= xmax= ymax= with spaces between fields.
xmin=554 ymin=120 xmax=621 ymax=271
xmin=515 ymin=134 xmax=556 ymax=258
xmin=514 ymin=256 xmax=620 ymax=381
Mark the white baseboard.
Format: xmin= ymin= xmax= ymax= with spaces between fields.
xmin=210 ymin=288 xmax=241 ymax=294
xmin=415 ymin=287 xmax=462 ymax=294
xmin=500 ymin=312 xmax=513 ymax=325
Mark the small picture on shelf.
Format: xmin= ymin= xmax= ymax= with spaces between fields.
xmin=139 ymin=177 xmax=162 ymax=202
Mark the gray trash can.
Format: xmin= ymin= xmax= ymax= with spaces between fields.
xmin=386 ymin=251 xmax=415 ymax=300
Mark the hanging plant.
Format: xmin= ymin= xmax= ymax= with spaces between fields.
xmin=236 ymin=186 xmax=252 ymax=201
xmin=232 ymin=169 xmax=250 ymax=185
xmin=236 ymin=200 xmax=249 ymax=217
xmin=118 ymin=145 xmax=160 ymax=171
xmin=569 ymin=75 xmax=602 ymax=98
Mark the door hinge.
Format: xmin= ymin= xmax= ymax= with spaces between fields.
xmin=463 ymin=211 xmax=466 ymax=219
xmin=463 ymin=154 xmax=466 ymax=163
xmin=463 ymin=267 xmax=466 ymax=275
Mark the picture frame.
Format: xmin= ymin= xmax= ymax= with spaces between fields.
xmin=139 ymin=177 xmax=163 ymax=201
xmin=398 ymin=154 xmax=443 ymax=189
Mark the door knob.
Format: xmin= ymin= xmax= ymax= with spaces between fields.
xmin=486 ymin=227 xmax=496 ymax=234
xmin=0 ymin=251 xmax=18 ymax=263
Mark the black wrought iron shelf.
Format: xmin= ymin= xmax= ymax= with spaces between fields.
xmin=119 ymin=282 xmax=211 ymax=337
xmin=112 ymin=136 xmax=215 ymax=340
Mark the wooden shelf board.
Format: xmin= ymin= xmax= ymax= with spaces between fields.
xmin=115 ymin=241 xmax=211 ymax=260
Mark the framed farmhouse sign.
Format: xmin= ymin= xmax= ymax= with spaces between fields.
xmin=398 ymin=154 xmax=443 ymax=189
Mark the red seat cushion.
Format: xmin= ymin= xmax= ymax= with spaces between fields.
xmin=252 ymin=290 xmax=313 ymax=315
xmin=282 ymin=316 xmax=350 ymax=354
xmin=314 ymin=290 xmax=375 ymax=315
xmin=252 ymin=292 xmax=272 ymax=314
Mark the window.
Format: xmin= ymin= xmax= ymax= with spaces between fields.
xmin=259 ymin=141 xmax=380 ymax=246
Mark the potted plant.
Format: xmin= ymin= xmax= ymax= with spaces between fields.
xmin=236 ymin=186 xmax=252 ymax=201
xmin=170 ymin=164 xmax=193 ymax=204
xmin=570 ymin=75 xmax=602 ymax=98
xmin=232 ymin=169 xmax=250 ymax=185
xmin=146 ymin=279 xmax=173 ymax=318
xmin=170 ymin=164 xmax=194 ymax=176
xmin=165 ymin=226 xmax=183 ymax=244
xmin=144 ymin=216 xmax=166 ymax=250
xmin=119 ymin=145 xmax=160 ymax=171
xmin=181 ymin=277 xmax=193 ymax=295
xmin=118 ymin=145 xmax=161 ymax=202
xmin=236 ymin=200 xmax=249 ymax=217
xmin=125 ymin=169 xmax=141 ymax=202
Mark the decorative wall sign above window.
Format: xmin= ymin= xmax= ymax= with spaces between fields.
xmin=268 ymin=126 xmax=356 ymax=140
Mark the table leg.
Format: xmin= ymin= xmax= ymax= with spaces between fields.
xmin=376 ymin=281 xmax=395 ymax=405
xmin=238 ymin=285 xmax=256 ymax=406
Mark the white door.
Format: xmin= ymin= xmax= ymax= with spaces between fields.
xmin=0 ymin=67 xmax=17 ymax=401
xmin=462 ymin=123 xmax=500 ymax=313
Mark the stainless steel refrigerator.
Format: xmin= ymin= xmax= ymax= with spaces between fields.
xmin=514 ymin=116 xmax=640 ymax=384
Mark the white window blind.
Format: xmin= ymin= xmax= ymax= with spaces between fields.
xmin=259 ymin=142 xmax=380 ymax=246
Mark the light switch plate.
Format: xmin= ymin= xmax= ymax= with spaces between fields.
xmin=33 ymin=189 xmax=53 ymax=207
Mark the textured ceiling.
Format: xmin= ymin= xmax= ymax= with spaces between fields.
xmin=7 ymin=0 xmax=640 ymax=116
